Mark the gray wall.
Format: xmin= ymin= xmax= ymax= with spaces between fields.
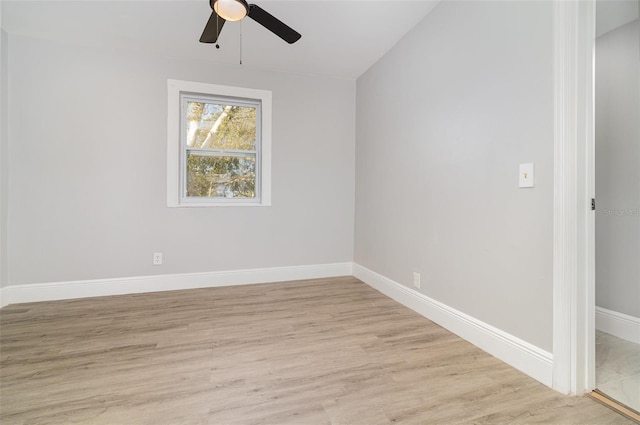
xmin=355 ymin=1 xmax=554 ymax=351
xmin=5 ymin=34 xmax=355 ymax=285
xmin=595 ymin=19 xmax=640 ymax=318
xmin=1 ymin=28 xmax=8 ymax=288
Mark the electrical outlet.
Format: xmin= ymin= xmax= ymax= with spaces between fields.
xmin=413 ymin=272 xmax=421 ymax=289
xmin=153 ymin=252 xmax=163 ymax=265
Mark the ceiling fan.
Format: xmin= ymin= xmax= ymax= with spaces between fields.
xmin=200 ymin=0 xmax=302 ymax=45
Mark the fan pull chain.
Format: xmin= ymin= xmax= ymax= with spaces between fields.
xmin=239 ymin=19 xmax=243 ymax=65
xmin=215 ymin=13 xmax=220 ymax=49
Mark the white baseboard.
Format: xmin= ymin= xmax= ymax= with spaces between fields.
xmin=595 ymin=306 xmax=640 ymax=344
xmin=0 ymin=262 xmax=353 ymax=308
xmin=353 ymin=263 xmax=553 ymax=388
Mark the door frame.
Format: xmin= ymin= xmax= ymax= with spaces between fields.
xmin=552 ymin=0 xmax=596 ymax=395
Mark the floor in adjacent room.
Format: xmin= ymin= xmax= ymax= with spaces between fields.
xmin=0 ymin=277 xmax=635 ymax=424
xmin=596 ymin=330 xmax=640 ymax=414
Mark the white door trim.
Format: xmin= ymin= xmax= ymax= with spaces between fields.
xmin=552 ymin=0 xmax=596 ymax=395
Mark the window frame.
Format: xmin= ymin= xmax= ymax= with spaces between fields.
xmin=167 ymin=79 xmax=272 ymax=207
xmin=181 ymin=94 xmax=261 ymax=205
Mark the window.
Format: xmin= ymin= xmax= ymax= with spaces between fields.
xmin=167 ymin=80 xmax=271 ymax=206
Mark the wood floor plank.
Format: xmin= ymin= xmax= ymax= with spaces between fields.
xmin=0 ymin=277 xmax=634 ymax=424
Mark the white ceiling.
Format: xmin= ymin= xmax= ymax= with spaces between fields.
xmin=596 ymin=0 xmax=639 ymax=37
xmin=1 ymin=0 xmax=439 ymax=79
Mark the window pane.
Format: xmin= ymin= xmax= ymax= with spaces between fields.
xmin=186 ymin=101 xmax=256 ymax=151
xmin=186 ymin=153 xmax=256 ymax=199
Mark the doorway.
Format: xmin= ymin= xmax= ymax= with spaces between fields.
xmin=594 ymin=0 xmax=640 ymax=414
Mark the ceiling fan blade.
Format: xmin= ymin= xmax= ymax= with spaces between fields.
xmin=247 ymin=4 xmax=301 ymax=44
xmin=200 ymin=11 xmax=226 ymax=43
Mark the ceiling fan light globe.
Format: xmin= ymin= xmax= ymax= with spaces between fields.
xmin=213 ymin=0 xmax=248 ymax=21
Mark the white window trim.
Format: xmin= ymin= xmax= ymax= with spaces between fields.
xmin=167 ymin=79 xmax=272 ymax=207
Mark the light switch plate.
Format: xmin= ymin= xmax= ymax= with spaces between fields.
xmin=519 ymin=163 xmax=534 ymax=188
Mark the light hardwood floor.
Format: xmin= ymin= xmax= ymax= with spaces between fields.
xmin=0 ymin=277 xmax=634 ymax=424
